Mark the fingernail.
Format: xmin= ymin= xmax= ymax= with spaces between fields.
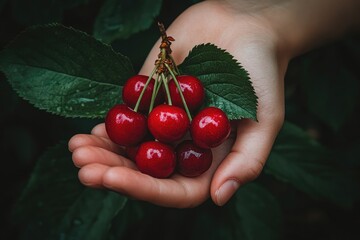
xmin=215 ymin=180 xmax=240 ymax=206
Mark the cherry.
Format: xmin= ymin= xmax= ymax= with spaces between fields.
xmin=122 ymin=75 xmax=163 ymax=112
xmin=176 ymin=140 xmax=213 ymax=177
xmin=148 ymin=104 xmax=190 ymax=143
xmin=135 ymin=141 xmax=176 ymax=178
xmin=125 ymin=146 xmax=138 ymax=161
xmin=105 ymin=104 xmax=148 ymax=147
xmin=125 ymin=134 xmax=154 ymax=161
xmin=190 ymin=107 xmax=231 ymax=149
xmin=168 ymin=75 xmax=205 ymax=112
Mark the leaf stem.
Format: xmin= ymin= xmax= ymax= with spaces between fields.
xmin=164 ymin=63 xmax=192 ymax=121
xmin=133 ymin=67 xmax=157 ymax=112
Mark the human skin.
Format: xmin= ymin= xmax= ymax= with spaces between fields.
xmin=68 ymin=0 xmax=360 ymax=207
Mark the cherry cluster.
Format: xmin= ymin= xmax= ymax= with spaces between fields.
xmin=104 ymin=23 xmax=231 ymax=179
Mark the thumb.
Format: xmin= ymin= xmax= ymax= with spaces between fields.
xmin=210 ymin=117 xmax=283 ymax=206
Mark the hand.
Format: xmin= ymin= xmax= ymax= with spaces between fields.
xmin=69 ymin=0 xmax=288 ymax=207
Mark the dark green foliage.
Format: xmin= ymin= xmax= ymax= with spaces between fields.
xmin=0 ymin=24 xmax=134 ymax=118
xmin=300 ymin=43 xmax=360 ymax=132
xmin=94 ymin=0 xmax=163 ymax=43
xmin=231 ymin=183 xmax=283 ymax=240
xmin=0 ymin=1 xmax=359 ymax=240
xmin=265 ymin=122 xmax=359 ymax=208
xmin=13 ymin=142 xmax=127 ymax=240
xmin=0 ymin=29 xmax=256 ymax=120
xmin=11 ymin=0 xmax=90 ymax=25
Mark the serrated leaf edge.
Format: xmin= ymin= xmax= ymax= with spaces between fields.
xmin=180 ymin=43 xmax=258 ymax=121
xmin=0 ymin=23 xmax=131 ymax=119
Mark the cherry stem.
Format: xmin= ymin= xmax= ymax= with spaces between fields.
xmin=164 ymin=63 xmax=192 ymax=121
xmin=133 ymin=67 xmax=157 ymax=112
xmin=154 ymin=77 xmax=163 ymax=100
xmin=149 ymin=74 xmax=160 ymax=113
xmin=169 ymin=55 xmax=180 ymax=75
xmin=161 ymin=48 xmax=167 ymax=62
xmin=161 ymin=73 xmax=172 ymax=105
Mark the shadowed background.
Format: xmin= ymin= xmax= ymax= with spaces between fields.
xmin=0 ymin=0 xmax=359 ymax=239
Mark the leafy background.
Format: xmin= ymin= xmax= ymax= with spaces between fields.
xmin=0 ymin=0 xmax=359 ymax=239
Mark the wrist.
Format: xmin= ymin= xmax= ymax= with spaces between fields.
xmin=209 ymin=0 xmax=360 ymax=57
xmin=264 ymin=0 xmax=360 ymax=57
xmin=267 ymin=0 xmax=360 ymax=57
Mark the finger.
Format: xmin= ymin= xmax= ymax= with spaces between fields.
xmin=102 ymin=167 xmax=204 ymax=208
xmin=91 ymin=123 xmax=109 ymax=138
xmin=78 ymin=163 xmax=110 ymax=188
xmin=68 ymin=133 xmax=124 ymax=154
xmin=210 ymin=117 xmax=283 ymax=206
xmin=72 ymin=146 xmax=136 ymax=169
xmin=206 ymin=33 xmax=286 ymax=206
xmin=101 ymin=137 xmax=234 ymax=208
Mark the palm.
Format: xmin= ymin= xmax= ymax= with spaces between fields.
xmin=69 ymin=1 xmax=286 ymax=207
xmin=70 ymin=123 xmax=234 ymax=207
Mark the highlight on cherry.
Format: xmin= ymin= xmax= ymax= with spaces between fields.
xmin=105 ymin=22 xmax=231 ymax=179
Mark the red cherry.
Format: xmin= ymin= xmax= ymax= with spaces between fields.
xmin=168 ymin=75 xmax=205 ymax=112
xmin=135 ymin=141 xmax=176 ymax=178
xmin=190 ymin=107 xmax=231 ymax=149
xmin=148 ymin=104 xmax=190 ymax=143
xmin=122 ymin=75 xmax=164 ymax=112
xmin=176 ymin=140 xmax=213 ymax=177
xmin=125 ymin=146 xmax=138 ymax=161
xmin=125 ymin=134 xmax=154 ymax=161
xmin=105 ymin=104 xmax=148 ymax=147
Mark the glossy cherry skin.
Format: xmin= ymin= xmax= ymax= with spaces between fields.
xmin=176 ymin=140 xmax=213 ymax=177
xmin=125 ymin=134 xmax=154 ymax=161
xmin=122 ymin=75 xmax=164 ymax=112
xmin=125 ymin=146 xmax=138 ymax=161
xmin=148 ymin=104 xmax=190 ymax=143
xmin=190 ymin=107 xmax=231 ymax=149
xmin=105 ymin=104 xmax=148 ymax=147
xmin=135 ymin=141 xmax=176 ymax=178
xmin=168 ymin=75 xmax=205 ymax=112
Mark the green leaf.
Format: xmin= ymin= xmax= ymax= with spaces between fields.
xmin=231 ymin=183 xmax=282 ymax=240
xmin=179 ymin=43 xmax=258 ymax=120
xmin=0 ymin=24 xmax=134 ymax=118
xmin=265 ymin=121 xmax=358 ymax=207
xmin=184 ymin=201 xmax=233 ymax=240
xmin=13 ymin=141 xmax=128 ymax=240
xmin=94 ymin=0 xmax=163 ymax=43
xmin=187 ymin=184 xmax=282 ymax=240
xmin=108 ymin=200 xmax=146 ymax=239
xmin=11 ymin=0 xmax=90 ymax=25
xmin=301 ymin=45 xmax=360 ymax=131
xmin=111 ymin=24 xmax=160 ymax=71
xmin=57 ymin=189 xmax=127 ymax=240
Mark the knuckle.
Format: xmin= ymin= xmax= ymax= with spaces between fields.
xmin=245 ymin=157 xmax=265 ymax=182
